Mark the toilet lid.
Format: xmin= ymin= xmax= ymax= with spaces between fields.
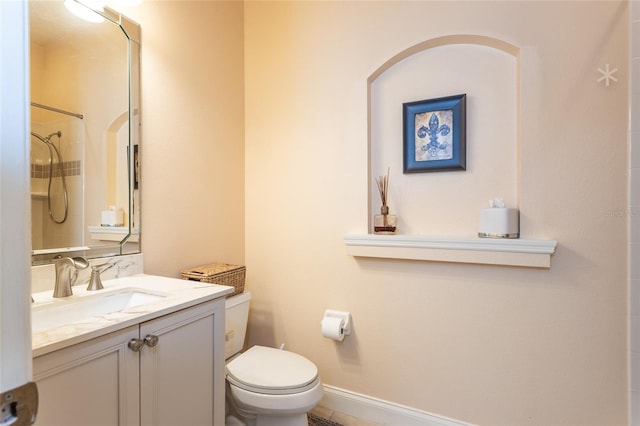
xmin=226 ymin=345 xmax=318 ymax=394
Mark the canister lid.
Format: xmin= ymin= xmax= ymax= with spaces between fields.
xmin=226 ymin=345 xmax=318 ymax=392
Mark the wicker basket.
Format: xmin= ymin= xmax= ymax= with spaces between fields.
xmin=181 ymin=263 xmax=246 ymax=297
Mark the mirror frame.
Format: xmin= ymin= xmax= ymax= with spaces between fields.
xmin=31 ymin=1 xmax=141 ymax=265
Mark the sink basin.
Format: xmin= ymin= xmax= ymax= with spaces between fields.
xmin=32 ymin=288 xmax=167 ymax=333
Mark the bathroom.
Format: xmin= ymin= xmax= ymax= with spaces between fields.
xmin=1 ymin=0 xmax=639 ymax=425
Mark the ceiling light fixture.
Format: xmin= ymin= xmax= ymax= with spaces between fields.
xmin=107 ymin=0 xmax=142 ymax=7
xmin=63 ymin=0 xmax=105 ymax=23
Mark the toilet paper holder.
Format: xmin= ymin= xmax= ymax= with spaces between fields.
xmin=323 ymin=309 xmax=351 ymax=336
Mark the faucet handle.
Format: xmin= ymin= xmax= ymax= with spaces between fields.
xmin=87 ymin=263 xmax=114 ymax=291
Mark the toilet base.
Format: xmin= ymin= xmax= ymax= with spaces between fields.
xmin=226 ymin=414 xmax=249 ymax=426
xmin=225 ymin=382 xmax=318 ymax=426
xmin=255 ymin=413 xmax=308 ymax=426
xmin=225 ymin=406 xmax=308 ymax=426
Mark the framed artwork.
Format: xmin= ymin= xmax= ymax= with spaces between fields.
xmin=403 ymin=93 xmax=466 ymax=173
xmin=133 ymin=144 xmax=139 ymax=190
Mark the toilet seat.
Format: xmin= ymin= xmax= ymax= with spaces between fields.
xmin=226 ymin=345 xmax=319 ymax=395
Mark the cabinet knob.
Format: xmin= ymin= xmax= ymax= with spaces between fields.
xmin=128 ymin=338 xmax=144 ymax=352
xmin=144 ymin=334 xmax=159 ymax=347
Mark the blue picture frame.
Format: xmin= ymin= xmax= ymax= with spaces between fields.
xmin=403 ymin=94 xmax=466 ymax=173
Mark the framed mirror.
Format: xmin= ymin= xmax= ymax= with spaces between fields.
xmin=29 ymin=0 xmax=140 ymax=265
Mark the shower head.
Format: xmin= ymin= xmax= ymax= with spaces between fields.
xmin=31 ymin=130 xmax=62 ymax=145
xmin=31 ymin=131 xmax=49 ymax=144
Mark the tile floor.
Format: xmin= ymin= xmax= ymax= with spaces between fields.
xmin=311 ymin=405 xmax=381 ymax=426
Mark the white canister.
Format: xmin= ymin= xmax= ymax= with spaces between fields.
xmin=101 ymin=206 xmax=124 ymax=227
xmin=478 ymin=198 xmax=519 ymax=239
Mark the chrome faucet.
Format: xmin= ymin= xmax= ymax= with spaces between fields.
xmin=53 ymin=256 xmax=89 ymax=298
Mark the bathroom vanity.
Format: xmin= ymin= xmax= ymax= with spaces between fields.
xmin=31 ymin=275 xmax=233 ymax=426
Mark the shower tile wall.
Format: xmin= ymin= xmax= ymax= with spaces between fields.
xmin=631 ymin=1 xmax=640 ymax=424
xmin=31 ymin=160 xmax=81 ymax=179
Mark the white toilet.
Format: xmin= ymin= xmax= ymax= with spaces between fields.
xmin=224 ymin=292 xmax=323 ymax=426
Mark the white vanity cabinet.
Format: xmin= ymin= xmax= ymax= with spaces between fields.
xmin=139 ymin=298 xmax=223 ymax=426
xmin=33 ymin=298 xmax=226 ymax=426
xmin=33 ymin=325 xmax=140 ymax=425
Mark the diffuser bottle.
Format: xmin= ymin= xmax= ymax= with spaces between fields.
xmin=374 ymin=168 xmax=397 ymax=235
xmin=374 ymin=205 xmax=397 ymax=234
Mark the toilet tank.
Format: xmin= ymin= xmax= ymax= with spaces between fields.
xmin=225 ymin=291 xmax=251 ymax=360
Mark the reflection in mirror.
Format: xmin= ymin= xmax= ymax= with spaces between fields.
xmin=29 ymin=0 xmax=141 ymax=265
xmin=30 ymin=106 xmax=84 ymax=251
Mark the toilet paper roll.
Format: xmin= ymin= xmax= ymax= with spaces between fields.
xmin=322 ymin=317 xmax=345 ymax=342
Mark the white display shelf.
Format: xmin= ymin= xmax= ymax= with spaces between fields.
xmin=88 ymin=226 xmax=139 ymax=242
xmin=31 ymin=192 xmax=47 ymax=199
xmin=344 ymin=234 xmax=557 ymax=268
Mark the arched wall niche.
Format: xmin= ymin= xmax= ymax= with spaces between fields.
xmin=105 ymin=111 xmax=129 ymax=222
xmin=367 ymin=34 xmax=521 ymax=236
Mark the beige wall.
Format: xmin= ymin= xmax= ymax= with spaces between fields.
xmin=244 ymin=1 xmax=629 ymax=425
xmin=120 ymin=0 xmax=246 ymax=276
xmin=121 ymin=0 xmax=628 ymax=424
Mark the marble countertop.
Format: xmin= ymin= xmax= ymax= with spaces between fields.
xmin=32 ymin=274 xmax=233 ymax=357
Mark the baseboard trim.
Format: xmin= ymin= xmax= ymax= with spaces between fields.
xmin=320 ymin=385 xmax=473 ymax=426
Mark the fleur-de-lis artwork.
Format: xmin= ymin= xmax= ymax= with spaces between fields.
xmin=403 ymin=94 xmax=465 ymax=173
xmin=415 ymin=110 xmax=453 ymax=161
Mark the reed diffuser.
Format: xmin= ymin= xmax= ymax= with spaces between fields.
xmin=374 ymin=168 xmax=397 ymax=234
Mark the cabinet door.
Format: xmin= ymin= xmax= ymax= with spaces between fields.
xmin=139 ymin=299 xmax=225 ymax=426
xmin=33 ymin=326 xmax=140 ymax=426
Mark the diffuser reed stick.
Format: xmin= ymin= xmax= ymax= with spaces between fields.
xmin=376 ymin=167 xmax=390 ymax=210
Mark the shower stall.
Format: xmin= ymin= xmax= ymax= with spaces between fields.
xmin=30 ymin=103 xmax=84 ymax=252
